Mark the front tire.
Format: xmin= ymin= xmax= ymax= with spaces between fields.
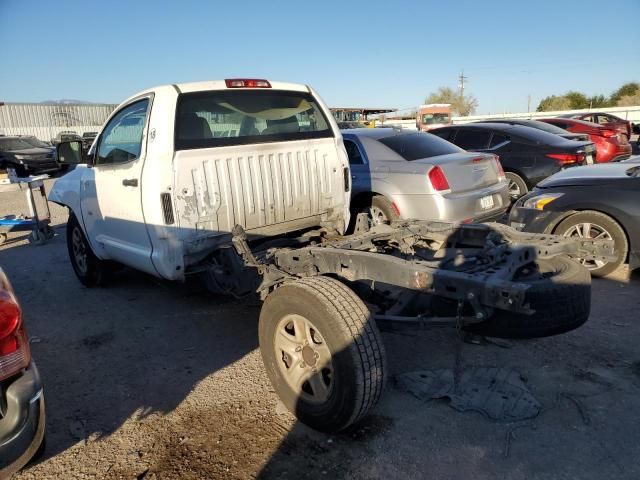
xmin=259 ymin=276 xmax=387 ymax=432
xmin=66 ymin=213 xmax=109 ymax=287
xmin=555 ymin=211 xmax=627 ymax=277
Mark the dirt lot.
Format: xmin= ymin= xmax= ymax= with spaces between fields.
xmin=2 ymin=177 xmax=640 ymax=479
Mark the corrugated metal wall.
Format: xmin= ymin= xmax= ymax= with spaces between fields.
xmin=0 ymin=103 xmax=117 ymax=142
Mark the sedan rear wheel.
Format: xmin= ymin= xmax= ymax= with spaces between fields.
xmin=505 ymin=172 xmax=528 ymax=201
xmin=366 ymin=195 xmax=399 ymax=226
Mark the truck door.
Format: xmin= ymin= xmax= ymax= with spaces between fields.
xmin=80 ymin=97 xmax=156 ymax=275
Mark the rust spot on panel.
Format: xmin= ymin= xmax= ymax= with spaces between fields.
xmin=413 ymin=271 xmax=430 ymax=290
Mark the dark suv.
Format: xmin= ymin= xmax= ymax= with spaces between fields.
xmin=0 ymin=137 xmax=60 ymax=176
xmin=431 ymin=123 xmax=596 ymax=200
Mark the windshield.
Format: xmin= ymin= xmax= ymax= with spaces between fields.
xmin=526 ymin=121 xmax=568 ymax=135
xmin=421 ymin=113 xmax=450 ymax=124
xmin=0 ymin=138 xmax=35 ymax=150
xmin=175 ymin=90 xmax=333 ymax=150
xmin=21 ymin=136 xmax=50 ymax=148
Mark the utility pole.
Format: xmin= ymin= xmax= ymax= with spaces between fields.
xmin=527 ymin=95 xmax=531 ymax=115
xmin=458 ymin=71 xmax=467 ymax=100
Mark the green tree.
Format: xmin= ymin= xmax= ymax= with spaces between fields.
xmin=610 ymin=82 xmax=640 ymax=105
xmin=536 ymin=95 xmax=572 ymax=112
xmin=564 ymin=91 xmax=590 ymax=109
xmin=425 ymin=86 xmax=478 ymax=116
xmin=616 ymin=92 xmax=640 ymax=107
xmin=588 ymin=94 xmax=611 ymax=108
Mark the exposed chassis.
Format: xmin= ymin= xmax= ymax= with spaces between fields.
xmin=232 ymin=219 xmax=614 ymax=321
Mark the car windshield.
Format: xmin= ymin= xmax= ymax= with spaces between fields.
xmin=421 ymin=113 xmax=450 ymax=124
xmin=522 ymin=121 xmax=568 ymax=135
xmin=378 ymin=132 xmax=462 ymax=160
xmin=175 ymin=90 xmax=333 ymax=150
xmin=21 ymin=137 xmax=50 ymax=148
xmin=0 ymin=138 xmax=34 ymax=150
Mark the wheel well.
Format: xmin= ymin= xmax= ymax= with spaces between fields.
xmin=350 ymin=191 xmax=384 ymax=210
xmin=551 ymin=209 xmax=631 ymax=262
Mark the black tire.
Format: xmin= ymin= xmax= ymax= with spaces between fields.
xmin=505 ymin=172 xmax=528 ymax=201
xmin=554 ymin=211 xmax=628 ymax=277
xmin=259 ymin=276 xmax=387 ymax=432
xmin=367 ymin=195 xmax=399 ymax=225
xmin=66 ymin=213 xmax=109 ymax=287
xmin=465 ymin=256 xmax=591 ymax=339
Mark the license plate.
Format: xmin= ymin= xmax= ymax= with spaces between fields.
xmin=480 ymin=195 xmax=494 ymax=210
xmin=585 ymin=153 xmax=594 ymax=165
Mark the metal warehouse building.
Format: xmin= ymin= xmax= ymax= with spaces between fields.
xmin=0 ymin=102 xmax=117 ymax=142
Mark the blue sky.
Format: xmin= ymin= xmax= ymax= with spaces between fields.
xmin=1 ymin=0 xmax=639 ymax=114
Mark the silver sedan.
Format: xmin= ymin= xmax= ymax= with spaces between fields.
xmin=342 ymin=128 xmax=509 ymax=225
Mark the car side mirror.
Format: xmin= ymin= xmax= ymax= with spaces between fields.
xmin=56 ymin=141 xmax=88 ymax=166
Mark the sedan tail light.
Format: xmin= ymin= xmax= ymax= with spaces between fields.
xmin=545 ymin=153 xmax=585 ymax=165
xmin=428 ymin=166 xmax=450 ymax=191
xmin=0 ymin=290 xmax=30 ymax=381
xmin=492 ymin=155 xmax=506 ymax=181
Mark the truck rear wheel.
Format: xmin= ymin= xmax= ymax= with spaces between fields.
xmin=259 ymin=276 xmax=387 ymax=432
xmin=66 ymin=213 xmax=109 ymax=287
xmin=465 ymin=256 xmax=591 ymax=339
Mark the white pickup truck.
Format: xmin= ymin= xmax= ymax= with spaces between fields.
xmin=50 ymin=78 xmax=613 ymax=432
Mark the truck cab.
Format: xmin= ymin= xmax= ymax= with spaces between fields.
xmin=50 ymin=79 xmax=351 ymax=282
xmin=416 ymin=104 xmax=452 ymax=132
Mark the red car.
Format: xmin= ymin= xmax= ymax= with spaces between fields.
xmin=558 ymin=112 xmax=632 ymax=140
xmin=0 ymin=268 xmax=45 ymax=476
xmin=539 ymin=118 xmax=632 ymax=163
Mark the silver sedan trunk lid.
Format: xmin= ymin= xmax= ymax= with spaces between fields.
xmin=413 ymin=152 xmax=501 ymax=193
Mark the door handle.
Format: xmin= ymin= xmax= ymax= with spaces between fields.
xmin=122 ymin=178 xmax=138 ymax=187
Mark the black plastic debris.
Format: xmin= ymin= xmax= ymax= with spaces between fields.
xmin=396 ymin=367 xmax=541 ymax=422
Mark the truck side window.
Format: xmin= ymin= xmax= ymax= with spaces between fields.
xmin=344 ymin=139 xmax=364 ymax=165
xmin=96 ymin=99 xmax=149 ymax=166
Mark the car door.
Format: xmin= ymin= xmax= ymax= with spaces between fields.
xmin=343 ymin=136 xmax=371 ymax=196
xmin=80 ymin=97 xmax=157 ymax=275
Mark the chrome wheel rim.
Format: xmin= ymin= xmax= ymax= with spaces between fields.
xmin=367 ymin=206 xmax=389 ymax=225
xmin=563 ymin=222 xmax=612 ymax=270
xmin=508 ymin=179 xmax=522 ymax=199
xmin=71 ymin=227 xmax=89 ymax=274
xmin=274 ymin=314 xmax=333 ymax=404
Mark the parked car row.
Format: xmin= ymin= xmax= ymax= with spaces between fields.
xmin=340 ymin=114 xmax=637 ymax=279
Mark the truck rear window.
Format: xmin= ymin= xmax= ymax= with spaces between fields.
xmin=378 ymin=132 xmax=462 ymax=161
xmin=175 ymin=90 xmax=333 ymax=150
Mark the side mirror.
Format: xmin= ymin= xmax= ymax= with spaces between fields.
xmin=56 ymin=141 xmax=87 ymax=166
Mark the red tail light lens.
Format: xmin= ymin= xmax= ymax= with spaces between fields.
xmin=493 ymin=155 xmax=506 ymax=180
xmin=601 ymin=129 xmax=617 ymax=138
xmin=545 ymin=153 xmax=585 ymax=165
xmin=225 ymin=79 xmax=271 ymax=88
xmin=428 ymin=166 xmax=450 ymax=191
xmin=0 ymin=290 xmax=30 ymax=381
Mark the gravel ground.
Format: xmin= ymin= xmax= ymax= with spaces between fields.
xmin=1 ymin=176 xmax=640 ymax=479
